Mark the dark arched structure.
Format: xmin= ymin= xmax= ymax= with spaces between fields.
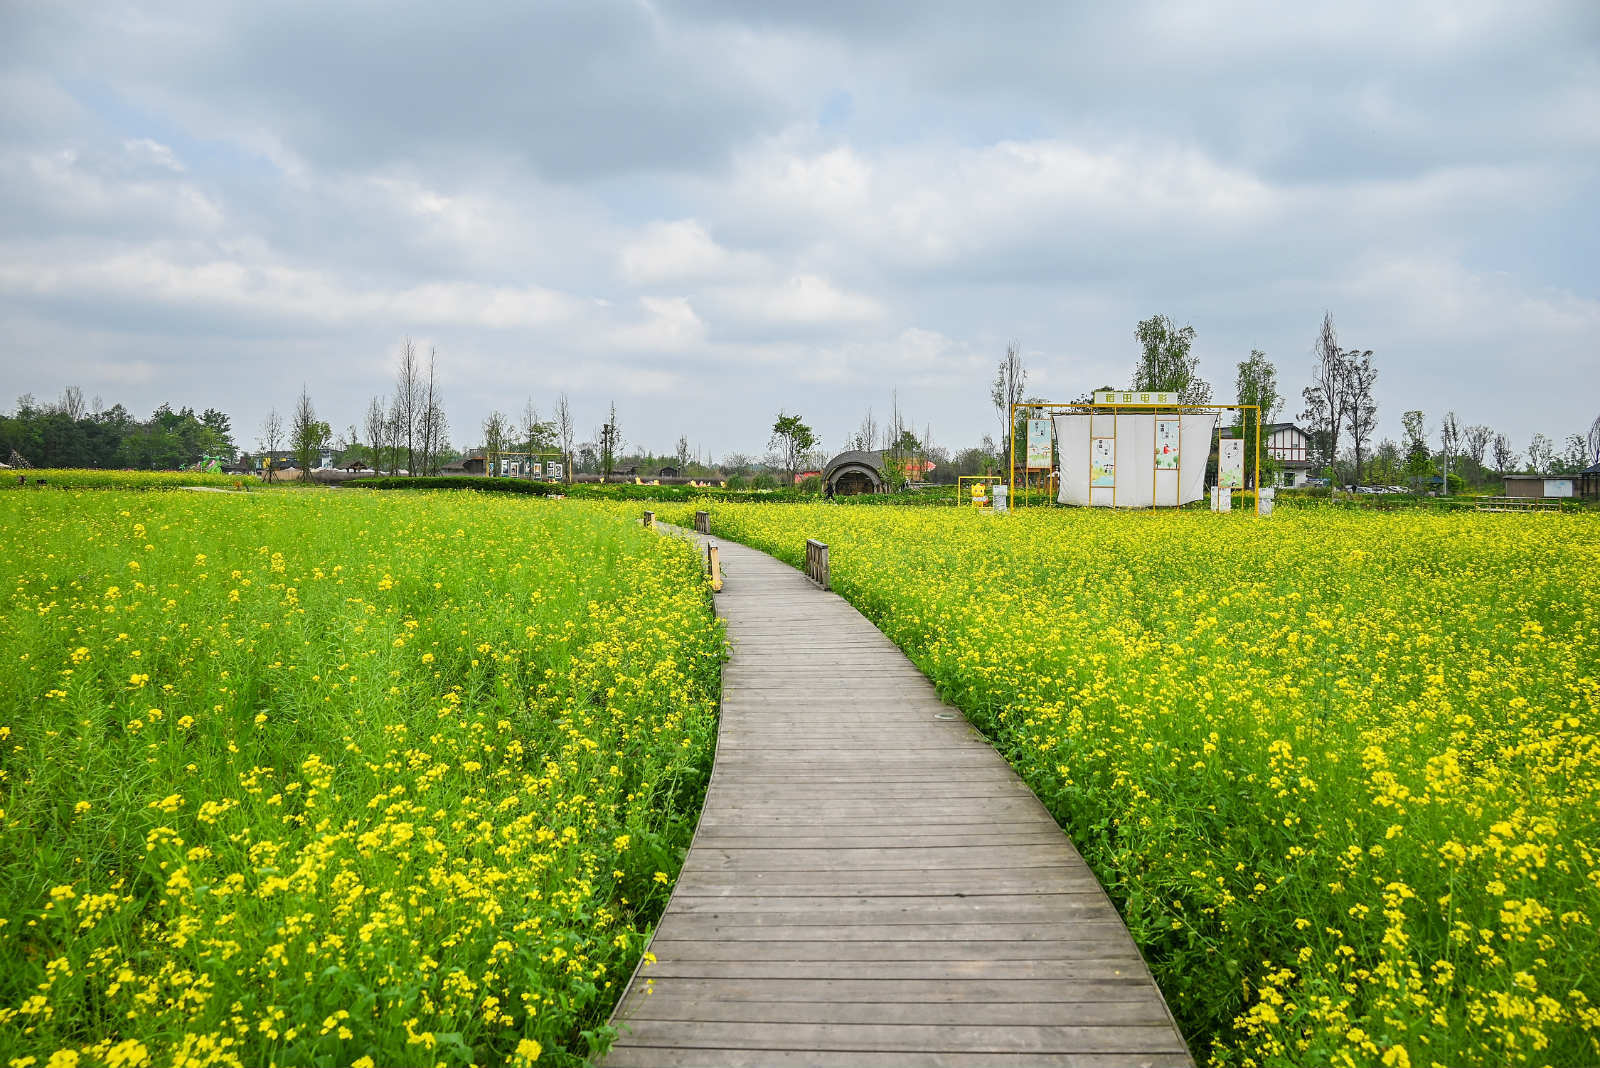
xmin=822 ymin=450 xmax=887 ymax=497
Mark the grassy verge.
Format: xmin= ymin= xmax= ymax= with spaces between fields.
xmin=1 ymin=469 xmax=262 ymax=491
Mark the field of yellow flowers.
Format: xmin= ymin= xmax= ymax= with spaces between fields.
xmin=656 ymin=501 xmax=1599 ymax=1068
xmin=1 ymin=490 xmax=722 ymax=1068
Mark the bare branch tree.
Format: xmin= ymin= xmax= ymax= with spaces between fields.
xmin=59 ymin=385 xmax=86 ymax=420
xmin=1527 ymin=432 xmax=1555 ymax=475
xmin=848 ymin=407 xmax=879 ymax=452
xmin=1523 ymin=431 xmax=1548 ymax=473
xmin=1341 ymin=350 xmax=1377 ymax=486
xmin=516 ymin=396 xmax=553 ymax=475
xmin=675 ymin=434 xmax=691 ymax=468
xmin=1589 ymin=413 xmax=1600 ymax=466
xmin=596 ymin=403 xmax=622 ymax=481
xmin=1492 ymin=433 xmax=1516 ymax=475
xmin=289 ymin=385 xmax=328 ymax=483
xmin=990 ymin=342 xmax=1027 ymax=463
xmin=384 ymin=400 xmax=403 ymax=475
xmin=554 ymin=393 xmax=574 ymax=482
xmin=393 ymin=338 xmax=421 ymax=476
xmin=363 ymin=397 xmax=387 ymax=475
xmin=418 ymin=347 xmax=445 ymax=476
xmin=1436 ymin=410 xmax=1461 ymax=489
xmin=259 ymin=407 xmax=283 ymax=482
xmin=1301 ymin=311 xmax=1349 ymax=474
xmin=1463 ymin=425 xmax=1493 ymax=468
xmin=482 ymin=410 xmax=509 ymax=477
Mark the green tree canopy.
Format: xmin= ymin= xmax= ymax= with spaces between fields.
xmin=1133 ymin=315 xmax=1212 ymax=404
xmin=769 ymin=412 xmax=818 ymax=486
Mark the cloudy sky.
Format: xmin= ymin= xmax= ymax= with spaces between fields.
xmin=3 ymin=1 xmax=1596 ymax=460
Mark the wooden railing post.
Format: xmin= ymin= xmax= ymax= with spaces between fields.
xmin=805 ymin=538 xmax=830 ymax=590
xmin=643 ymin=510 xmax=655 ymax=530
xmin=695 ymin=510 xmax=710 ymax=535
xmin=706 ymin=542 xmax=722 ymax=591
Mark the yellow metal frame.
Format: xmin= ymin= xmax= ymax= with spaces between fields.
xmin=1009 ymin=401 xmax=1262 ymax=515
xmin=957 ymin=474 xmax=1002 ymax=506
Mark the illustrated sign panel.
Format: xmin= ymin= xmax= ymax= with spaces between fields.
xmin=1155 ymin=419 xmax=1180 ymax=470
xmin=548 ymin=462 xmax=563 ymax=480
xmin=1218 ymin=439 xmax=1244 ymax=488
xmin=1094 ymin=390 xmax=1180 ymax=406
xmin=1026 ymin=419 xmax=1053 ymax=469
xmin=1091 ymin=438 xmax=1116 ymax=487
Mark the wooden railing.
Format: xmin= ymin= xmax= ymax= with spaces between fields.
xmin=805 ymin=539 xmax=830 ymax=590
xmin=1475 ymin=497 xmax=1559 ymax=512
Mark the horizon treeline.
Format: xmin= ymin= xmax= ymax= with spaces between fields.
xmin=1 ymin=388 xmax=235 ymax=470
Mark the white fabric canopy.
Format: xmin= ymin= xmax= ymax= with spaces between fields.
xmin=1054 ymin=412 xmax=1218 ymax=507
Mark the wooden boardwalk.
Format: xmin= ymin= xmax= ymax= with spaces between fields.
xmin=603 ymin=530 xmax=1192 ymax=1068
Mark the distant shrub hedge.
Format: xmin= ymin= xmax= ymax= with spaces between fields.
xmin=344 ymin=477 xmax=819 ymax=504
xmin=0 ymin=468 xmax=261 ymax=491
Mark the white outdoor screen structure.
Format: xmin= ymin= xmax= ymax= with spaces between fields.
xmin=1053 ymin=413 xmax=1219 ymax=508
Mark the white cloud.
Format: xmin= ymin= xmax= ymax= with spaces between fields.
xmin=711 ymin=274 xmax=884 ymax=327
xmin=619 ymin=219 xmax=763 ymax=284
xmin=608 ymin=295 xmax=707 ymax=351
xmin=0 ymin=245 xmax=586 ymax=331
xmin=2 ymin=144 xmax=224 ymax=234
xmin=121 ymin=138 xmax=185 ymax=173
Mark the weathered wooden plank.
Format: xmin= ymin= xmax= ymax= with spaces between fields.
xmin=684 ymin=845 xmax=1077 ymax=871
xmin=706 ymin=759 xmax=1013 ymax=771
xmin=604 ymin=1050 xmax=1193 ymax=1068
xmin=691 ymin=815 xmax=1054 ymax=830
xmin=623 ymin=970 xmax=1162 ymax=995
xmin=610 ymin=1021 xmax=1189 ymax=1055
xmin=666 ymin=903 xmax=1113 ymax=928
xmin=696 ymin=767 xmax=1010 ymax=780
xmin=638 ymin=939 xmax=1139 ymax=963
xmin=672 ymin=876 xmax=1103 ymax=898
xmin=703 ymin=784 xmax=1007 ymax=799
xmin=618 ymin=998 xmax=1176 ymax=1027
xmin=685 ymin=801 xmax=1057 ymax=824
xmin=690 ymin=832 xmax=1068 ymax=850
xmin=649 ymin=920 xmax=1136 ymax=943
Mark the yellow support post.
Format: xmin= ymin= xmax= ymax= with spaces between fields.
xmin=1008 ymin=402 xmax=1017 ymax=509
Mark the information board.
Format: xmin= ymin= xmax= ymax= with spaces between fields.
xmin=1218 ymin=439 xmax=1244 ymax=489
xmin=1091 ymin=438 xmax=1116 ymax=487
xmin=1026 ymin=419 xmax=1053 ymax=469
xmin=1155 ymin=418 xmax=1180 ymax=470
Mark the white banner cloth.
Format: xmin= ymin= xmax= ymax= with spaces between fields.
xmin=1054 ymin=412 xmax=1217 ymax=507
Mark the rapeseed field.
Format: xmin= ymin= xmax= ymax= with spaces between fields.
xmin=657 ymin=501 xmax=1599 ymax=1068
xmin=1 ymin=491 xmax=722 ymax=1067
